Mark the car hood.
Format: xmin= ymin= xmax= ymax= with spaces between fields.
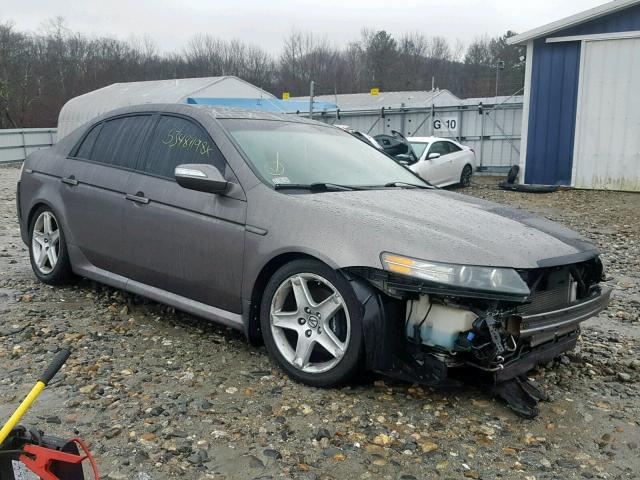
xmin=250 ymin=188 xmax=598 ymax=270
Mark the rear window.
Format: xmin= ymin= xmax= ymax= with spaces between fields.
xmin=447 ymin=142 xmax=462 ymax=153
xmin=89 ymin=116 xmax=153 ymax=169
xmin=75 ymin=123 xmax=102 ymax=159
xmin=138 ymin=115 xmax=225 ymax=179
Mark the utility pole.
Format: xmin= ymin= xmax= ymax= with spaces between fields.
xmin=479 ymin=102 xmax=485 ymax=170
xmin=309 ymin=80 xmax=315 ymax=119
xmin=430 ymin=102 xmax=435 ymax=135
xmin=494 ymin=60 xmax=505 ymax=98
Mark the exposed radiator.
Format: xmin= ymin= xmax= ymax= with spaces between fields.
xmin=517 ymin=281 xmax=576 ymax=315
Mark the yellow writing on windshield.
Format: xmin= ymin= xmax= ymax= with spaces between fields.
xmin=162 ymin=129 xmax=212 ymax=157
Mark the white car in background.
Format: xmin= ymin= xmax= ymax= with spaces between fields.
xmin=407 ymin=137 xmax=476 ymax=187
xmin=334 ymin=124 xmax=383 ymax=150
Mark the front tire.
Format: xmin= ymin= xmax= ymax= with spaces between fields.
xmin=460 ymin=164 xmax=473 ymax=187
xmin=29 ymin=207 xmax=73 ymax=285
xmin=260 ymin=259 xmax=363 ymax=387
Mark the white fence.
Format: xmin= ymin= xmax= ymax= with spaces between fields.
xmin=310 ymin=101 xmax=523 ymax=173
xmin=0 ymin=128 xmax=56 ymax=164
xmin=1 ymin=102 xmax=523 ymax=172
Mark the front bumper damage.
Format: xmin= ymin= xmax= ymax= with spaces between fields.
xmin=346 ymin=258 xmax=611 ymax=417
xmin=499 ymin=289 xmax=611 ymax=380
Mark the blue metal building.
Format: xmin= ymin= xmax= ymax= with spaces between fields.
xmin=510 ymin=0 xmax=640 ymax=191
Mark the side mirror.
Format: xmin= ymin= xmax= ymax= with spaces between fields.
xmin=175 ymin=164 xmax=229 ymax=194
xmin=395 ymin=153 xmax=414 ymax=166
xmin=428 ymin=152 xmax=441 ymax=160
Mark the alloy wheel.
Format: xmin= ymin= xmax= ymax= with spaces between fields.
xmin=31 ymin=211 xmax=60 ymax=275
xmin=269 ymin=273 xmax=351 ymax=374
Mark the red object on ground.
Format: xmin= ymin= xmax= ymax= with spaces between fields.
xmin=19 ymin=438 xmax=100 ymax=480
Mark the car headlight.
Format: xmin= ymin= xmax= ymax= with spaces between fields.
xmin=381 ymin=252 xmax=530 ymax=296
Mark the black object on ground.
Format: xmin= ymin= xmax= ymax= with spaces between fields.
xmin=499 ymin=165 xmax=559 ymax=193
xmin=490 ymin=376 xmax=550 ymax=419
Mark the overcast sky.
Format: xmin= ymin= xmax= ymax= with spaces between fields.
xmin=3 ymin=0 xmax=606 ymax=53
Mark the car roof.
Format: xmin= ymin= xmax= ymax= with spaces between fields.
xmin=89 ymin=103 xmax=324 ymax=126
xmin=407 ymin=136 xmax=455 ymax=143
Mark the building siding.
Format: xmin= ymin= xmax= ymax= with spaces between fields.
xmin=525 ymin=3 xmax=640 ymax=185
xmin=526 ymin=40 xmax=580 ymax=184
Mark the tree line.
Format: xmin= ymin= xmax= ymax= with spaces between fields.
xmin=0 ymin=18 xmax=525 ymax=128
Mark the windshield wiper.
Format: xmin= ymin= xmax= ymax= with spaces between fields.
xmin=274 ymin=182 xmax=362 ymax=192
xmin=383 ymin=181 xmax=433 ymax=189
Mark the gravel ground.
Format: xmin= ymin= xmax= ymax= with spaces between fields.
xmin=0 ymin=166 xmax=638 ymax=480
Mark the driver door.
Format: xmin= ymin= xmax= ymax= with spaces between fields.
xmin=120 ymin=114 xmax=247 ymax=313
xmin=414 ymin=141 xmax=451 ymax=185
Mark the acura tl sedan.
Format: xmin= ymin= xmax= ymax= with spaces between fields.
xmin=17 ymin=104 xmax=610 ymax=414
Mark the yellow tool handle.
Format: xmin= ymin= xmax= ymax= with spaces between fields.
xmin=0 ymin=381 xmax=45 ymax=446
xmin=0 ymin=348 xmax=71 ymax=447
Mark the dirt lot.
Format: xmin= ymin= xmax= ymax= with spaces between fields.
xmin=1 ymin=166 xmax=638 ymax=480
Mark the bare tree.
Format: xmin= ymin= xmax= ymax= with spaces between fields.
xmin=278 ymin=30 xmax=340 ymax=95
xmin=0 ymin=17 xmax=525 ymax=128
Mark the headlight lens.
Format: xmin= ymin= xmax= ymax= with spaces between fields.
xmin=381 ymin=253 xmax=530 ymax=296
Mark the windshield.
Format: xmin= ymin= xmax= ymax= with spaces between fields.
xmin=222 ymin=119 xmax=429 ymax=188
xmin=409 ymin=142 xmax=429 ymax=159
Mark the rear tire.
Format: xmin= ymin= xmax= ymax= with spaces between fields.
xmin=28 ymin=206 xmax=73 ymax=285
xmin=460 ymin=164 xmax=473 ymax=187
xmin=260 ymin=259 xmax=363 ymax=387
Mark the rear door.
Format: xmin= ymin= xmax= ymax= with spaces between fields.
xmin=62 ymin=115 xmax=154 ymax=275
xmin=121 ymin=114 xmax=247 ymax=313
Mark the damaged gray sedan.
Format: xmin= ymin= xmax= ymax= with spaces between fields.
xmin=17 ymin=104 xmax=610 ymax=416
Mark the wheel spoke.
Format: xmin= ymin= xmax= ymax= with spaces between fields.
xmin=32 ymin=232 xmax=46 ymax=247
xmin=43 ymin=213 xmax=53 ymax=234
xmin=292 ymin=336 xmax=315 ymax=369
xmin=291 ymin=276 xmax=315 ymax=309
xmin=47 ymin=247 xmax=58 ymax=268
xmin=49 ymin=230 xmax=60 ymax=246
xmin=271 ymin=310 xmax=300 ymax=331
xmin=316 ymin=293 xmax=342 ymax=322
xmin=317 ymin=329 xmax=346 ymax=359
xmin=36 ymin=246 xmax=48 ymax=268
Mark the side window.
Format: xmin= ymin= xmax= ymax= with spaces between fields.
xmin=429 ymin=141 xmax=450 ymax=157
xmin=90 ymin=116 xmax=153 ymax=169
xmin=447 ymin=142 xmax=462 ymax=153
xmin=140 ymin=115 xmax=225 ymax=179
xmin=74 ymin=123 xmax=102 ymax=159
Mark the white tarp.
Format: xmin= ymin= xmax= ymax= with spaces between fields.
xmin=292 ymin=89 xmax=462 ymax=111
xmin=57 ymin=76 xmax=275 ymax=140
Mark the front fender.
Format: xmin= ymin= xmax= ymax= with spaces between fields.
xmin=346 ymin=274 xmax=396 ymax=372
xmin=345 ymin=272 xmax=453 ymax=386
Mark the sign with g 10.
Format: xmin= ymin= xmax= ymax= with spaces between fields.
xmin=433 ymin=115 xmax=460 ymax=136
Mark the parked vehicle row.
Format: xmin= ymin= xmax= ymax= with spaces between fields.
xmin=18 ymin=105 xmax=610 ymax=415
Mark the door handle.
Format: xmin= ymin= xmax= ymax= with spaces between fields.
xmin=61 ymin=176 xmax=79 ymax=186
xmin=125 ymin=193 xmax=149 ymax=204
